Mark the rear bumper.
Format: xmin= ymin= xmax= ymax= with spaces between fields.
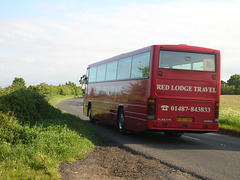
xmin=147 ymin=120 xmax=219 ymax=132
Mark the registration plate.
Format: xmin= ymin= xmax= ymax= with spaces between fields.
xmin=177 ymin=117 xmax=193 ymax=122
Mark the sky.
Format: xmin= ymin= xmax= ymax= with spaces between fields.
xmin=0 ymin=0 xmax=240 ymax=87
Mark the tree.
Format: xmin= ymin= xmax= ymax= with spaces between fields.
xmin=65 ymin=81 xmax=77 ymax=88
xmin=65 ymin=81 xmax=81 ymax=96
xmin=221 ymin=85 xmax=236 ymax=95
xmin=221 ymin=74 xmax=240 ymax=95
xmin=227 ymin=74 xmax=240 ymax=88
xmin=12 ymin=77 xmax=26 ymax=88
xmin=221 ymin=80 xmax=227 ymax=88
xmin=79 ymin=74 xmax=88 ymax=88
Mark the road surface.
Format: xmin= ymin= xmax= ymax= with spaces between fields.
xmin=57 ymin=98 xmax=240 ymax=180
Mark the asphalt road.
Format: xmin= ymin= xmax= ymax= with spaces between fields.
xmin=57 ymin=98 xmax=240 ymax=180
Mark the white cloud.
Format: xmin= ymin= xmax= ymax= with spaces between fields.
xmin=0 ymin=0 xmax=240 ymax=86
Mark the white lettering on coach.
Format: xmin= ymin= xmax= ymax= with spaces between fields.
xmin=193 ymin=86 xmax=216 ymax=93
xmin=160 ymin=105 xmax=211 ymax=113
xmin=157 ymin=84 xmax=169 ymax=90
xmin=157 ymin=84 xmax=216 ymax=93
xmin=171 ymin=85 xmax=192 ymax=92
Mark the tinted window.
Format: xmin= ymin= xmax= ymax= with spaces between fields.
xmin=159 ymin=51 xmax=215 ymax=72
xmin=117 ymin=57 xmax=132 ymax=80
xmin=96 ymin=64 xmax=106 ymax=82
xmin=89 ymin=66 xmax=97 ymax=83
xmin=131 ymin=52 xmax=150 ymax=78
xmin=106 ymin=61 xmax=117 ymax=81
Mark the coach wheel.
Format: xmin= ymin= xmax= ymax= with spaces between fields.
xmin=117 ymin=108 xmax=126 ymax=134
xmin=88 ymin=106 xmax=96 ymax=123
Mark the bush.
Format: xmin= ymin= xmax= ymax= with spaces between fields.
xmin=0 ymin=113 xmax=95 ymax=179
xmin=0 ymin=81 xmax=97 ymax=179
xmin=27 ymin=82 xmax=82 ymax=98
xmin=0 ymin=112 xmax=28 ymax=145
xmin=0 ymin=88 xmax=58 ymax=124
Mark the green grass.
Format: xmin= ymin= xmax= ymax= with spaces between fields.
xmin=0 ymin=90 xmax=98 ymax=180
xmin=48 ymin=95 xmax=75 ymax=107
xmin=219 ymin=95 xmax=240 ymax=132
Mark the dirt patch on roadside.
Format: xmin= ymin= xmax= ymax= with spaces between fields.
xmin=59 ymin=138 xmax=199 ymax=180
xmin=218 ymin=128 xmax=240 ymax=137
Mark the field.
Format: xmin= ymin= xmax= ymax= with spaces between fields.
xmin=219 ymin=95 xmax=240 ymax=132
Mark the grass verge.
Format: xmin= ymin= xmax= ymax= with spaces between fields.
xmin=219 ymin=95 xmax=240 ymax=134
xmin=0 ymin=90 xmax=98 ymax=180
xmin=48 ymin=95 xmax=75 ymax=107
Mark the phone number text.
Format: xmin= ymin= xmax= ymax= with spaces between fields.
xmin=170 ymin=106 xmax=211 ymax=113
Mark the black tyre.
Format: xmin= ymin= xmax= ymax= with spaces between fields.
xmin=117 ymin=108 xmax=127 ymax=134
xmin=88 ymin=106 xmax=96 ymax=123
xmin=164 ymin=132 xmax=183 ymax=137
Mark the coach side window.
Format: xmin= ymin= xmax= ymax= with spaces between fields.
xmin=89 ymin=66 xmax=97 ymax=83
xmin=96 ymin=64 xmax=106 ymax=82
xmin=131 ymin=52 xmax=150 ymax=78
xmin=117 ymin=57 xmax=132 ymax=80
xmin=106 ymin=61 xmax=117 ymax=81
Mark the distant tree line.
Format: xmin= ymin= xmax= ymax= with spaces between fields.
xmin=221 ymin=74 xmax=240 ymax=95
xmin=0 ymin=77 xmax=83 ymax=98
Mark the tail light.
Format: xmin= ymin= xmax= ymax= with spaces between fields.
xmin=147 ymin=98 xmax=156 ymax=120
xmin=215 ymin=101 xmax=219 ymax=123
